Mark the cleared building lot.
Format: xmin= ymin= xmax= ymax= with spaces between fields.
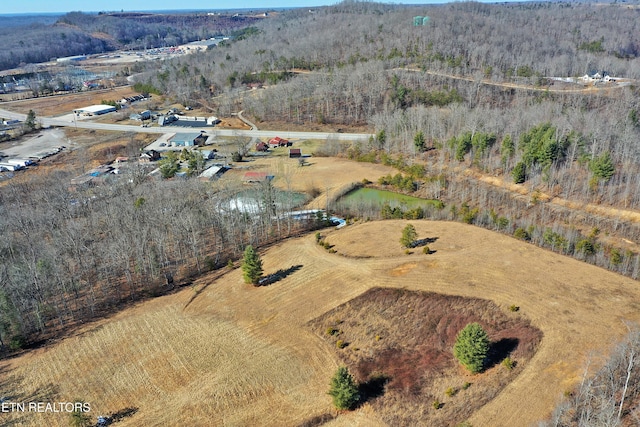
xmin=0 ymin=128 xmax=68 ymax=160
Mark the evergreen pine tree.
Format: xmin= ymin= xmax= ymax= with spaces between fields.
xmin=453 ymin=322 xmax=490 ymax=374
xmin=25 ymin=110 xmax=37 ymax=131
xmin=328 ymin=366 xmax=359 ymax=410
xmin=400 ymin=224 xmax=418 ymax=248
xmin=242 ymin=245 xmax=263 ymax=285
xmin=512 ymin=161 xmax=526 ymax=184
xmin=414 ymin=131 xmax=426 ymax=152
xmin=589 ymin=152 xmax=615 ymax=182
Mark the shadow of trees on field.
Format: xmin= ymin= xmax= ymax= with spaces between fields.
xmin=412 ymin=237 xmax=439 ymax=248
xmin=257 ymin=264 xmax=303 ymax=286
xmin=2 ymin=373 xmax=59 ymax=404
xmin=486 ymin=337 xmax=519 ymax=369
xmin=0 ymin=364 xmax=25 ymax=402
xmin=358 ymin=374 xmax=389 ymax=405
xmin=0 ymin=367 xmax=59 ymax=427
xmin=96 ymin=406 xmax=139 ymax=426
xmin=295 ymin=412 xmax=336 ymax=427
xmin=183 ymin=268 xmax=232 ymax=310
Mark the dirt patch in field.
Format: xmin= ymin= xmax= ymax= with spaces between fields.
xmin=218 ymin=116 xmax=251 ymax=130
xmin=1 ymin=87 xmax=141 ymax=116
xmin=310 ymin=287 xmax=542 ymax=426
xmin=389 ymin=262 xmax=418 ymax=276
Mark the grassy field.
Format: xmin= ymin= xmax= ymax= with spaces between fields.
xmin=2 ymin=219 xmax=640 ymax=426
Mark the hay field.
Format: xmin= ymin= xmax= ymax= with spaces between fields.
xmin=3 ymin=220 xmax=640 ymax=426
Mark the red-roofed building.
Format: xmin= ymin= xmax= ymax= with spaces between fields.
xmin=268 ymin=136 xmax=291 ymax=148
xmin=243 ymin=171 xmax=273 ymax=183
xmin=289 ymin=148 xmax=302 ymax=158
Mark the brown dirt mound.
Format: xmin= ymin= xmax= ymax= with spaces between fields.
xmin=310 ymin=287 xmax=542 ymax=426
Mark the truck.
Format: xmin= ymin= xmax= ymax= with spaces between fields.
xmin=0 ymin=163 xmax=24 ymax=171
xmin=6 ymin=158 xmax=33 ymax=167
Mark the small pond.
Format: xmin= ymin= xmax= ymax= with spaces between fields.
xmin=339 ymin=187 xmax=442 ymax=209
xmin=225 ymin=189 xmax=309 ymax=214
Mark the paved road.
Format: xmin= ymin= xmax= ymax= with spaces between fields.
xmin=0 ymin=108 xmax=373 ymax=141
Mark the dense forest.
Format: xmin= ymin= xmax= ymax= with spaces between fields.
xmin=0 ymin=11 xmax=259 ymax=71
xmin=137 ymin=1 xmax=640 ymax=104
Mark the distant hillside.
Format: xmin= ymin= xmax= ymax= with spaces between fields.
xmin=0 ymin=13 xmax=62 ymax=27
xmin=0 ymin=11 xmax=259 ymax=71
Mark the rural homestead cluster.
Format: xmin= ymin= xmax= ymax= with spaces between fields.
xmin=2 ymin=101 xmax=305 ymax=190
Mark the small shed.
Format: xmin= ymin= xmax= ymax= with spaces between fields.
xmin=289 ymin=148 xmax=302 ymax=158
xmin=256 ymin=142 xmax=268 ymax=152
xmin=199 ymin=165 xmax=226 ymax=180
xmin=140 ymin=150 xmax=161 ymax=162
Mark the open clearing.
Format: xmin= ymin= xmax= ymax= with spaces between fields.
xmin=0 ymin=86 xmax=140 ymax=116
xmin=2 ymin=220 xmax=640 ymax=426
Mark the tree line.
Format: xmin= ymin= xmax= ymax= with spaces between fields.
xmin=541 ymin=328 xmax=640 ymax=426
